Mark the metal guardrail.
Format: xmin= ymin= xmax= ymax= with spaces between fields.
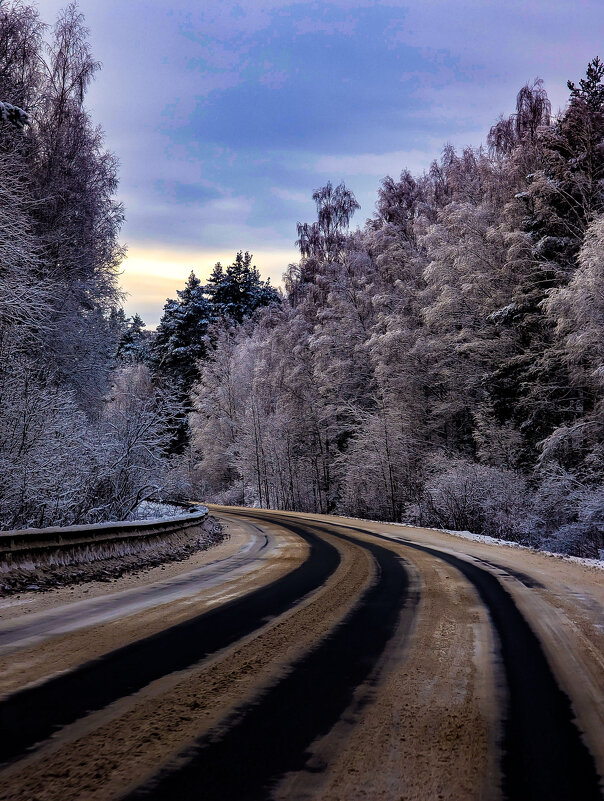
xmin=0 ymin=507 xmax=208 ymax=568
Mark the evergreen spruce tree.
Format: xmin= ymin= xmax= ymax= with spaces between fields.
xmin=117 ymin=313 xmax=147 ymax=362
xmin=152 ymin=272 xmax=211 ymax=384
xmin=206 ymin=251 xmax=280 ymax=324
xmin=151 ymin=272 xmax=212 ymax=452
xmin=204 ymin=261 xmax=224 ymax=307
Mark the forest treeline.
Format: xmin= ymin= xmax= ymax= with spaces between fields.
xmin=0 ymin=0 xmax=279 ymax=529
xmin=190 ymin=66 xmax=604 ymax=557
xmin=0 ymin=1 xmax=142 ymax=529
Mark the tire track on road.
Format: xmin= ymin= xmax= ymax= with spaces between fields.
xmin=123 ymin=517 xmax=413 ymax=801
xmin=0 ymin=528 xmax=270 ymax=655
xmin=0 ymin=522 xmax=339 ymax=765
xmin=0 ymin=518 xmax=374 ymax=801
xmin=360 ymin=527 xmax=603 ymax=801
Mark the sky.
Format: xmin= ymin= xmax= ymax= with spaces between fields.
xmin=43 ymin=0 xmax=604 ymax=326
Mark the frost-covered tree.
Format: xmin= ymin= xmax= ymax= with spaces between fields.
xmin=538 ymin=214 xmax=604 ymax=499
xmin=488 ymin=79 xmax=551 ymax=156
xmin=190 ymin=65 xmax=604 ymax=557
xmin=524 ymin=58 xmax=604 ymax=280
xmin=117 ymin=313 xmax=147 ymax=362
xmin=29 ymin=3 xmax=125 ymax=405
xmin=547 ymin=214 xmax=604 ymax=391
xmin=0 ymin=3 xmax=185 ymax=530
xmin=0 ymin=363 xmax=92 ymax=529
xmin=296 ymin=181 xmax=360 ymax=264
xmin=486 ymin=60 xmax=604 ymax=468
xmin=87 ymin=364 xmax=187 ymax=520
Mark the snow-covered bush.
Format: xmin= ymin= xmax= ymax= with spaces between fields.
xmin=128 ymin=500 xmax=185 ymax=521
xmin=415 ymin=457 xmax=534 ymax=542
xmin=532 ymin=471 xmax=604 ymax=557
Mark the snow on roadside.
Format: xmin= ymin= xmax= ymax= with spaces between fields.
xmin=128 ymin=501 xmax=204 ymax=521
xmin=374 ymin=520 xmax=604 ymax=570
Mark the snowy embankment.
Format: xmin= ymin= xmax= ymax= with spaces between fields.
xmin=127 ymin=500 xmax=189 ymax=520
xmin=0 ymin=505 xmax=224 ymax=595
xmin=383 ymin=520 xmax=604 ymax=569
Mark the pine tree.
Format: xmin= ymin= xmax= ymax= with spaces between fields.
xmin=152 ymin=272 xmax=211 ymax=385
xmin=117 ymin=313 xmax=147 ymax=362
xmin=206 ymin=251 xmax=280 ymax=324
xmin=151 ymin=272 xmax=212 ymax=452
xmin=204 ymin=261 xmax=224 ymax=306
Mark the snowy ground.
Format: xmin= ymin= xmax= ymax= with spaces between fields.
xmin=128 ymin=501 xmax=199 ymax=520
xmin=380 ymin=520 xmax=604 ymax=569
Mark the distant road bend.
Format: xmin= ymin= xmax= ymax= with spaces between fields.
xmin=0 ymin=508 xmax=602 ymax=801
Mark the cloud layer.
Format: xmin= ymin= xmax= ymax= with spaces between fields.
xmin=43 ymin=0 xmax=604 ymax=324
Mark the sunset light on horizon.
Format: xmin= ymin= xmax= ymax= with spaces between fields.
xmin=120 ymin=246 xmax=296 ymax=326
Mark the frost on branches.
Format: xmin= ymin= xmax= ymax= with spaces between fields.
xmin=1 ymin=2 xmax=601 ymax=556
xmin=0 ymin=3 xmax=190 ymax=530
xmin=0 ymin=101 xmax=28 ymax=129
xmin=190 ymin=63 xmax=604 ymax=558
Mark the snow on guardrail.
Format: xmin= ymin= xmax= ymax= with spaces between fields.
xmin=0 ymin=506 xmax=209 ymax=571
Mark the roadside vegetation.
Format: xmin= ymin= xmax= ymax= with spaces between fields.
xmin=0 ymin=2 xmax=277 ymax=531
xmin=190 ymin=67 xmax=604 ymax=558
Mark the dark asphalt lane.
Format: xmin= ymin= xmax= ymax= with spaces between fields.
xmin=0 ymin=522 xmax=340 ymax=765
xmin=122 ymin=517 xmax=413 ymax=801
xmin=362 ymin=528 xmax=602 ymax=801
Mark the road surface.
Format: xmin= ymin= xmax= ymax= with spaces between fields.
xmin=0 ymin=507 xmax=602 ymax=800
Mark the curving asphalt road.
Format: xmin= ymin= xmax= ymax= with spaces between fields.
xmin=0 ymin=520 xmax=339 ymax=763
xmin=0 ymin=508 xmax=602 ymax=801
xmin=124 ymin=524 xmax=413 ymax=801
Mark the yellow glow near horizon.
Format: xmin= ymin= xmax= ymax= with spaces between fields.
xmin=119 ymin=245 xmax=297 ymax=327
